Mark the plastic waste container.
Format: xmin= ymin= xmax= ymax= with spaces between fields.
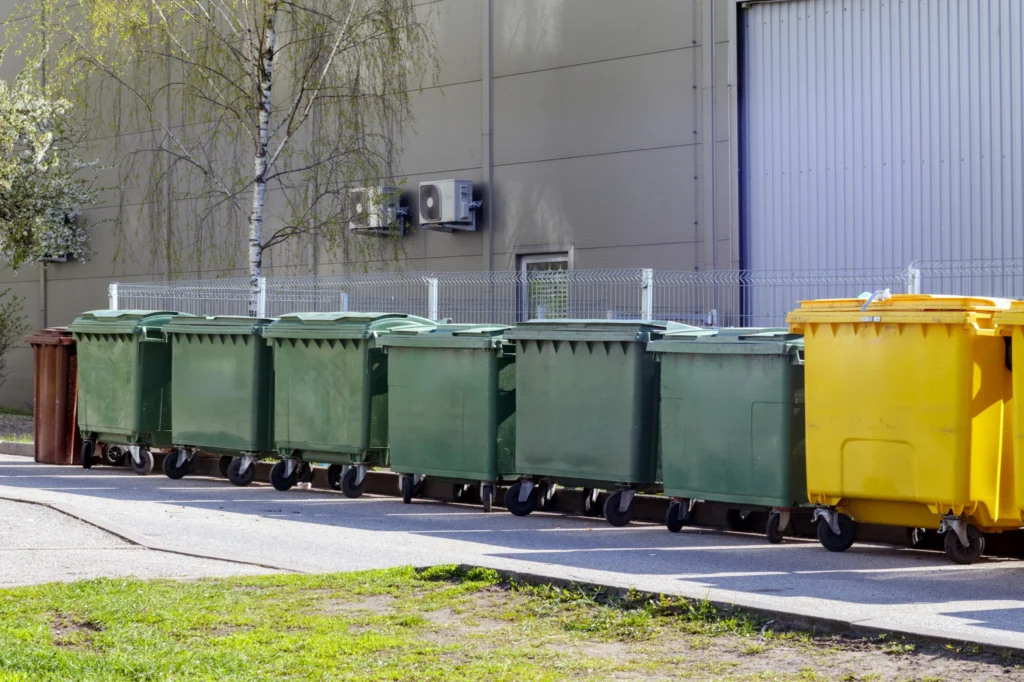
xmin=378 ymin=324 xmax=515 ymax=511
xmin=70 ymin=310 xmax=187 ymax=476
xmin=503 ymin=320 xmax=673 ymax=526
xmin=264 ymin=312 xmax=436 ymax=498
xmin=788 ymin=294 xmax=1018 ymax=564
xmin=164 ymin=316 xmax=275 ymax=487
xmin=27 ymin=327 xmax=81 ymax=465
xmin=648 ymin=328 xmax=806 ymax=542
xmin=995 ymin=302 xmax=1024 ymax=525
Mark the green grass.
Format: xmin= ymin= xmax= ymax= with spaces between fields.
xmin=0 ymin=566 xmax=1012 ymax=681
xmin=0 ymin=434 xmax=32 ymax=443
xmin=0 ymin=406 xmax=32 ymax=417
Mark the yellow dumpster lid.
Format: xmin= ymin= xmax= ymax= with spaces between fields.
xmin=794 ymin=294 xmax=1012 ymax=312
xmin=994 ymin=300 xmax=1024 ymax=328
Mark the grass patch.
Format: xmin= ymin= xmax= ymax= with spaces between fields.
xmin=0 ymin=406 xmax=32 ymax=417
xmin=0 ymin=566 xmax=1015 ymax=681
xmin=0 ymin=433 xmax=32 ymax=443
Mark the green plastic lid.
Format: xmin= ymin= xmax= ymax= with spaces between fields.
xmin=69 ymin=310 xmax=185 ymax=335
xmin=648 ymin=327 xmax=803 ymax=355
xmin=505 ymin=319 xmax=694 ymax=343
xmin=264 ymin=312 xmax=436 ymax=340
xmin=378 ymin=323 xmax=511 ymax=349
xmin=163 ymin=315 xmax=274 ymax=336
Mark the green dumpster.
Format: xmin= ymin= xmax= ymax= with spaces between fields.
xmin=379 ymin=324 xmax=515 ymax=511
xmin=264 ymin=312 xmax=436 ymax=498
xmin=163 ymin=316 xmax=275 ymax=486
xmin=647 ymin=328 xmax=806 ymax=543
xmin=504 ymin=319 xmax=675 ymax=526
xmin=70 ymin=310 xmax=185 ymax=476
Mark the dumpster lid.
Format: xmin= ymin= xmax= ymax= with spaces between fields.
xmin=648 ymin=327 xmax=803 ymax=355
xmin=263 ymin=312 xmax=436 ymax=340
xmin=25 ymin=327 xmax=75 ymax=346
xmin=505 ymin=319 xmax=692 ymax=342
xmin=377 ymin=323 xmax=511 ymax=349
xmin=163 ymin=315 xmax=274 ymax=336
xmin=69 ymin=310 xmax=184 ymax=335
xmin=794 ymin=294 xmax=1011 ymax=312
xmin=995 ymin=301 xmax=1024 ymax=329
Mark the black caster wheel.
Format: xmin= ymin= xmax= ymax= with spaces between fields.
xmin=188 ymin=454 xmax=201 ymax=475
xmin=102 ymin=444 xmax=126 ymax=467
xmin=481 ymin=484 xmax=494 ymax=513
xmin=581 ymin=488 xmax=601 ymax=517
xmin=218 ymin=456 xmax=232 ymax=479
xmin=297 ymin=462 xmax=314 ymax=484
xmin=130 ymin=448 xmax=154 ymax=476
xmin=603 ymin=491 xmax=634 ymax=527
xmin=81 ymin=440 xmax=96 ymax=470
xmin=505 ymin=482 xmax=538 ymax=517
xmin=766 ymin=512 xmax=786 ymax=544
xmin=666 ymin=499 xmax=693 ymax=533
xmin=341 ymin=467 xmax=366 ymax=499
xmin=401 ymin=476 xmax=414 ymax=504
xmin=817 ymin=514 xmax=857 ymax=552
xmin=327 ymin=464 xmax=344 ymax=491
xmin=908 ymin=527 xmax=928 ymax=548
xmin=162 ymin=449 xmax=190 ymax=480
xmin=227 ymin=458 xmax=256 ymax=487
xmin=270 ymin=460 xmax=298 ymax=491
xmin=944 ymin=525 xmax=985 ymax=565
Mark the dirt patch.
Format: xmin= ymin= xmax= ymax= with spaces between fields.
xmin=50 ymin=613 xmax=103 ymax=649
xmin=318 ymin=594 xmax=395 ymax=617
xmin=0 ymin=412 xmax=32 ymax=440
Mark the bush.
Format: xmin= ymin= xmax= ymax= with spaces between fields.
xmin=0 ymin=290 xmax=29 ymax=387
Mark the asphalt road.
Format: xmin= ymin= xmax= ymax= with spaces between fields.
xmin=2 ymin=454 xmax=1024 ymax=651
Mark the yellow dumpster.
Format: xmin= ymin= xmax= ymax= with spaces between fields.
xmin=788 ymin=294 xmax=1017 ymax=564
xmin=996 ymin=301 xmax=1024 ymax=525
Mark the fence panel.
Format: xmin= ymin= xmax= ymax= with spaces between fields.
xmin=113 ymin=262 xmax=1024 ymax=327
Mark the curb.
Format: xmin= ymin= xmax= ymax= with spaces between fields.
xmin=0 ymin=441 xmax=34 ymax=458
xmin=0 ymin=492 xmax=308 ymax=575
xmin=455 ymin=564 xmax=1024 ymax=659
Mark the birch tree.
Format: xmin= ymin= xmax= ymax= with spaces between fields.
xmin=10 ymin=0 xmax=435 ymax=308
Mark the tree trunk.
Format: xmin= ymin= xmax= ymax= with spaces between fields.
xmin=248 ymin=1 xmax=280 ymax=316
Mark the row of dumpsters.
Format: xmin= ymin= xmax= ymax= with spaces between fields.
xmin=66 ymin=293 xmax=1024 ymax=564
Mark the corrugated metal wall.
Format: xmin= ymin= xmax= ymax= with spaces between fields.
xmin=742 ymin=0 xmax=1024 ymax=274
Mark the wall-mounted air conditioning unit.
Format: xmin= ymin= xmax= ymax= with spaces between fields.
xmin=418 ymin=179 xmax=480 ymax=232
xmin=349 ymin=187 xmax=407 ymax=236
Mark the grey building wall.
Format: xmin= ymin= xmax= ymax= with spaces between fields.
xmin=0 ymin=0 xmax=741 ymax=408
xmin=742 ymin=0 xmax=1024 ymax=274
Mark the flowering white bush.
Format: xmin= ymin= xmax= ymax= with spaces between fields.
xmin=0 ymin=63 xmax=97 ymax=270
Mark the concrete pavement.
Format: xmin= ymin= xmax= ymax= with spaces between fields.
xmin=2 ymin=454 xmax=1024 ymax=651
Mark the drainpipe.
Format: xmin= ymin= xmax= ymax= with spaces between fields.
xmin=481 ymin=0 xmax=494 ymax=271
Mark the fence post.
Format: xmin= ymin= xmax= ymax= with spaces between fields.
xmin=108 ymin=282 xmax=119 ymax=310
xmin=641 ymin=268 xmax=654 ymax=320
xmin=906 ymin=265 xmax=922 ymax=294
xmin=256 ymin=277 xmax=268 ymax=317
xmin=426 ymin=277 xmax=439 ymax=321
xmin=340 ymin=292 xmax=349 ymax=312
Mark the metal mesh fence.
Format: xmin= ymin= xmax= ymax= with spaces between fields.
xmin=110 ymin=265 xmax=936 ymax=327
xmin=910 ymin=259 xmax=1024 ymax=300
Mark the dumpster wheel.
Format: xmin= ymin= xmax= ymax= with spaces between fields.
xmin=815 ymin=513 xmax=856 ymax=552
xmin=505 ymin=481 xmax=538 ymax=517
xmin=162 ymin=448 xmax=191 ymax=480
xmin=270 ymin=460 xmax=298 ymax=492
xmin=603 ymin=490 xmax=635 ymax=527
xmin=581 ymin=488 xmax=601 ymax=517
xmin=102 ymin=444 xmax=126 ymax=467
xmin=218 ymin=456 xmax=232 ymax=479
xmin=666 ymin=499 xmax=693 ymax=533
xmin=227 ymin=457 xmax=256 ymax=487
xmin=766 ymin=510 xmax=789 ymax=544
xmin=943 ymin=524 xmax=985 ymax=565
xmin=401 ymin=476 xmax=414 ymax=504
xmin=327 ymin=464 xmax=344 ymax=491
xmin=81 ymin=440 xmax=96 ymax=470
xmin=481 ymin=484 xmax=494 ymax=513
xmin=341 ymin=466 xmax=367 ymax=499
xmin=129 ymin=447 xmax=154 ymax=476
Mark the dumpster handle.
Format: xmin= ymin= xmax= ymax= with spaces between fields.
xmin=859 ymin=288 xmax=892 ymax=311
xmin=140 ymin=327 xmax=167 ymax=343
xmin=792 ymin=348 xmax=805 ymax=365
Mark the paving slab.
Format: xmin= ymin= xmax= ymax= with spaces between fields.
xmin=1 ymin=455 xmax=1024 ymax=651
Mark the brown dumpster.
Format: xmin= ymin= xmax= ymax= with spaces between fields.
xmin=26 ymin=328 xmax=82 ymax=465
